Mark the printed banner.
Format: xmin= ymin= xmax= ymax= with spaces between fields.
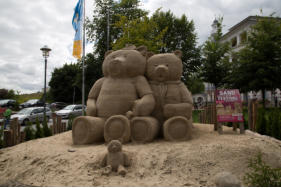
xmin=216 ymin=89 xmax=244 ymax=122
xmin=72 ymin=0 xmax=84 ymax=59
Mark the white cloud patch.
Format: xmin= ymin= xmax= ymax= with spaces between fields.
xmin=0 ymin=0 xmax=280 ymax=93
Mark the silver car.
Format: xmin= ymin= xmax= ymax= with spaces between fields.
xmin=55 ymin=104 xmax=85 ymax=119
xmin=11 ymin=107 xmax=51 ymax=125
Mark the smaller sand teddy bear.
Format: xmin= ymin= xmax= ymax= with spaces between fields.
xmin=146 ymin=51 xmax=193 ymax=141
xmin=101 ymin=140 xmax=130 ymax=176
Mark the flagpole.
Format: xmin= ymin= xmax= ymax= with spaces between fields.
xmin=82 ymin=0 xmax=86 ymax=115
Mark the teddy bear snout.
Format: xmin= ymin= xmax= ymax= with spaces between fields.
xmin=154 ymin=64 xmax=169 ymax=81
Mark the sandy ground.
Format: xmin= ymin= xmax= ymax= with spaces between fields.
xmin=0 ymin=123 xmax=281 ymax=187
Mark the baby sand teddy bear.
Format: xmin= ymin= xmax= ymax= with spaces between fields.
xmin=72 ymin=45 xmax=155 ymax=144
xmin=101 ymin=140 xmax=130 ymax=176
xmin=146 ymin=50 xmax=193 ymax=141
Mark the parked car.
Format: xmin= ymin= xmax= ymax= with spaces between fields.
xmin=11 ymin=107 xmax=51 ymax=125
xmin=50 ymin=102 xmax=67 ymax=110
xmin=56 ymin=104 xmax=86 ymax=119
xmin=0 ymin=99 xmax=16 ymax=108
xmin=20 ymin=99 xmax=44 ymax=109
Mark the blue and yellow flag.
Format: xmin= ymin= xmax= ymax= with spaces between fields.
xmin=72 ymin=0 xmax=84 ymax=59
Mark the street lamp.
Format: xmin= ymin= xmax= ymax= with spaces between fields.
xmin=40 ymin=45 xmax=51 ymax=120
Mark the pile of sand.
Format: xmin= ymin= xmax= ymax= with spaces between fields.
xmin=0 ymin=123 xmax=281 ymax=186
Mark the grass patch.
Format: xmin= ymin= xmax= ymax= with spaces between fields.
xmin=16 ymin=92 xmax=43 ymax=104
xmin=244 ymin=153 xmax=281 ymax=186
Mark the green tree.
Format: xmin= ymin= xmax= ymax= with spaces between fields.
xmin=112 ymin=15 xmax=167 ymax=52
xmin=49 ymin=63 xmax=81 ymax=103
xmin=86 ymin=0 xmax=147 ymax=60
xmin=227 ymin=15 xmax=281 ymax=107
xmin=0 ymin=88 xmax=15 ymax=99
xmin=186 ymin=75 xmax=205 ymax=94
xmin=84 ymin=0 xmax=148 ymax=91
xmin=151 ymin=10 xmax=201 ymax=83
xmin=200 ymin=17 xmax=231 ymax=89
xmin=75 ymin=53 xmax=104 ymax=97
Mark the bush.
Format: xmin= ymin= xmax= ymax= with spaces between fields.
xmin=35 ymin=118 xmax=43 ymax=138
xmin=270 ymin=109 xmax=281 ymax=140
xmin=24 ymin=121 xmax=35 ymax=141
xmin=0 ymin=124 xmax=4 ymax=148
xmin=244 ymin=153 xmax=281 ymax=186
xmin=42 ymin=116 xmax=52 ymax=137
xmin=67 ymin=114 xmax=79 ymax=131
xmin=192 ymin=110 xmax=200 ymax=123
xmin=257 ymin=108 xmax=267 ymax=135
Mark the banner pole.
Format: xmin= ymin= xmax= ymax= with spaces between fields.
xmin=82 ymin=0 xmax=86 ymax=115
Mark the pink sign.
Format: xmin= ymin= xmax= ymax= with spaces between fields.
xmin=216 ymin=89 xmax=244 ymax=122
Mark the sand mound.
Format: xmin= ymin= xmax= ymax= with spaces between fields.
xmin=0 ymin=123 xmax=281 ymax=186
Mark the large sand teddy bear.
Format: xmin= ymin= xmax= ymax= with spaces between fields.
xmin=72 ymin=45 xmax=157 ymax=145
xmin=146 ymin=51 xmax=193 ymax=141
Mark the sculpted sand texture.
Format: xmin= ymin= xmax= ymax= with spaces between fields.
xmin=72 ymin=45 xmax=155 ymax=144
xmin=101 ymin=140 xmax=130 ymax=176
xmin=146 ymin=51 xmax=193 ymax=141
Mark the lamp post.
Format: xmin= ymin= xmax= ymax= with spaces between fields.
xmin=40 ymin=45 xmax=51 ymax=120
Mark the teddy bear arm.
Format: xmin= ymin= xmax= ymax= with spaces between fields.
xmin=133 ymin=94 xmax=155 ymax=116
xmin=86 ymin=78 xmax=105 ymax=116
xmin=134 ymin=76 xmax=155 ymax=116
xmin=179 ymin=82 xmax=193 ymax=104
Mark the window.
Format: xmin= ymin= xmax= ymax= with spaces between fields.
xmin=74 ymin=106 xmax=82 ymax=110
xmin=240 ymin=31 xmax=247 ymax=44
xmin=231 ymin=37 xmax=237 ymax=47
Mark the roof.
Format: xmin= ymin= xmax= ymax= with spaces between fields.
xmin=221 ymin=16 xmax=258 ymax=40
xmin=221 ymin=16 xmax=281 ymax=40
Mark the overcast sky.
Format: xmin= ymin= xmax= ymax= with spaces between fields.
xmin=0 ymin=0 xmax=280 ymax=94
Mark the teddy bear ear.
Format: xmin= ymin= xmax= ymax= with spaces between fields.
xmin=104 ymin=50 xmax=113 ymax=58
xmin=136 ymin=46 xmax=147 ymax=57
xmin=146 ymin=52 xmax=154 ymax=59
xmin=173 ymin=50 xmax=182 ymax=59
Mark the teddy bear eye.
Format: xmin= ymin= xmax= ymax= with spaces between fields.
xmin=166 ymin=64 xmax=169 ymax=67
xmin=154 ymin=64 xmax=158 ymax=67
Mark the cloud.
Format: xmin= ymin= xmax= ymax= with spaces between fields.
xmin=141 ymin=0 xmax=281 ymax=44
xmin=0 ymin=0 xmax=280 ymax=94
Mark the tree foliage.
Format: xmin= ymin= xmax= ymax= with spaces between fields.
xmin=86 ymin=0 xmax=147 ymax=60
xmin=75 ymin=53 xmax=103 ymax=98
xmin=49 ymin=63 xmax=81 ymax=103
xmin=50 ymin=1 xmax=202 ymax=101
xmin=83 ymin=0 xmax=148 ymax=93
xmin=151 ymin=10 xmax=201 ymax=82
xmin=112 ymin=15 xmax=167 ymax=52
xmin=0 ymin=88 xmax=15 ymax=99
xmin=112 ymin=9 xmax=201 ymax=86
xmin=200 ymin=17 xmax=230 ymax=89
xmin=227 ymin=15 xmax=281 ymax=106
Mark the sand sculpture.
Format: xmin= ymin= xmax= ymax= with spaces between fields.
xmin=101 ymin=140 xmax=130 ymax=176
xmin=72 ymin=45 xmax=156 ymax=144
xmin=146 ymin=51 xmax=193 ymax=141
xmin=72 ymin=45 xmax=193 ymax=144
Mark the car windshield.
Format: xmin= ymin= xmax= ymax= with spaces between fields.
xmin=63 ymin=105 xmax=75 ymax=110
xmin=17 ymin=108 xmax=33 ymax=115
xmin=26 ymin=99 xmax=38 ymax=104
xmin=0 ymin=100 xmax=9 ymax=104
